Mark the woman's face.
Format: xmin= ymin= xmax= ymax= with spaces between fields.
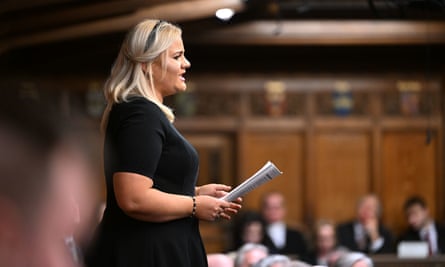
xmin=151 ymin=36 xmax=191 ymax=98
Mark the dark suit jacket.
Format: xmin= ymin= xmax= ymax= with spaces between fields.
xmin=398 ymin=222 xmax=445 ymax=254
xmin=262 ymin=227 xmax=308 ymax=259
xmin=336 ymin=221 xmax=394 ymax=254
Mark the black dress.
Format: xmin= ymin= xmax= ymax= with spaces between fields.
xmin=86 ymin=97 xmax=208 ymax=267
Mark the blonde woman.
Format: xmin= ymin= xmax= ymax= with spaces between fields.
xmin=86 ymin=19 xmax=241 ymax=267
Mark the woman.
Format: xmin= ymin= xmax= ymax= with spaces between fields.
xmin=86 ymin=19 xmax=242 ymax=267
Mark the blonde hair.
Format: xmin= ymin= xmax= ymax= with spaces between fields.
xmin=101 ymin=19 xmax=181 ymax=131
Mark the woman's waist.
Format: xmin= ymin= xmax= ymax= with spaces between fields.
xmin=101 ymin=209 xmax=200 ymax=230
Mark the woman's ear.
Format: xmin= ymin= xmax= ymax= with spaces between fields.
xmin=141 ymin=63 xmax=147 ymax=74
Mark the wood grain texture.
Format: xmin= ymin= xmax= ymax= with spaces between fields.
xmin=238 ymin=131 xmax=304 ymax=227
xmin=380 ymin=131 xmax=438 ymax=235
xmin=311 ymin=132 xmax=371 ymax=223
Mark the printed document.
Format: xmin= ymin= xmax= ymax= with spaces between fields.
xmin=221 ymin=161 xmax=283 ymax=202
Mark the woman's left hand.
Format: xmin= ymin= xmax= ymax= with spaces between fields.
xmin=196 ymin=184 xmax=231 ymax=198
xmin=196 ymin=184 xmax=243 ymax=220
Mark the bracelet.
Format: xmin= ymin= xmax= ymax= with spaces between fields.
xmin=191 ymin=196 xmax=197 ymax=217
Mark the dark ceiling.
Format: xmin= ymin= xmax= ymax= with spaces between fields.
xmin=1 ymin=0 xmax=445 ymax=75
xmin=2 ymin=0 xmax=445 ymax=52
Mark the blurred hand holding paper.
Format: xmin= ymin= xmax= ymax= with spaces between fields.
xmin=221 ymin=161 xmax=283 ymax=202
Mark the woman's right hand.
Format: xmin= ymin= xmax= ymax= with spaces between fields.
xmin=194 ymin=195 xmax=241 ymax=221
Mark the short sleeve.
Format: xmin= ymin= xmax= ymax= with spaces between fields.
xmin=111 ymin=99 xmax=165 ymax=179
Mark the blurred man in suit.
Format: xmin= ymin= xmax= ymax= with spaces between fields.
xmin=398 ymin=195 xmax=445 ymax=255
xmin=336 ymin=194 xmax=393 ymax=254
xmin=260 ymin=191 xmax=308 ymax=259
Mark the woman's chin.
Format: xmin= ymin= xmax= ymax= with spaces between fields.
xmin=176 ymin=86 xmax=187 ymax=93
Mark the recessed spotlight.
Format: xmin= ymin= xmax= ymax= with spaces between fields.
xmin=215 ymin=8 xmax=235 ymax=21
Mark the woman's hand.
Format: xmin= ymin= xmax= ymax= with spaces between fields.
xmin=195 ymin=195 xmax=242 ymax=221
xmin=196 ymin=184 xmax=231 ymax=198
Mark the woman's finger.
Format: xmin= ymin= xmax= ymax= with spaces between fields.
xmin=215 ymin=184 xmax=231 ymax=192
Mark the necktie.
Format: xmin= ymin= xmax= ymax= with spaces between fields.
xmin=423 ymin=231 xmax=433 ymax=256
xmin=357 ymin=235 xmax=366 ymax=251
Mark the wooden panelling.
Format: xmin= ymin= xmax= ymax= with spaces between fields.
xmin=10 ymin=73 xmax=442 ymax=253
xmin=380 ymin=131 xmax=438 ymax=234
xmin=310 ymin=132 xmax=371 ymax=224
xmin=178 ymin=73 xmax=443 ymax=245
xmin=238 ymin=131 xmax=304 ymax=227
xmin=184 ymin=134 xmax=235 ymax=188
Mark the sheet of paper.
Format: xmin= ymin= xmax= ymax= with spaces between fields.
xmin=221 ymin=161 xmax=283 ymax=202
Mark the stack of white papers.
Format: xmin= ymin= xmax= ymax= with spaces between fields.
xmin=221 ymin=161 xmax=283 ymax=202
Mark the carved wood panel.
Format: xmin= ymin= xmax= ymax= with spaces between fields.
xmin=379 ymin=131 xmax=438 ymax=235
xmin=311 ymin=132 xmax=371 ymax=224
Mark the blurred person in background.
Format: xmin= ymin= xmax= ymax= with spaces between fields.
xmin=336 ymin=194 xmax=394 ymax=254
xmin=305 ymin=219 xmax=344 ymax=266
xmin=261 ymin=191 xmax=308 ymax=259
xmin=398 ymin=195 xmax=445 ymax=255
xmin=253 ymin=254 xmax=291 ymax=267
xmin=207 ymin=253 xmax=234 ymax=267
xmin=235 ymin=243 xmax=269 ymax=267
xmin=286 ymin=260 xmax=312 ymax=267
xmin=0 ymin=92 xmax=93 ymax=267
xmin=333 ymin=252 xmax=373 ymax=267
xmin=231 ymin=210 xmax=267 ymax=251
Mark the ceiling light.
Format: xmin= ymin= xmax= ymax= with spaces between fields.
xmin=215 ymin=8 xmax=235 ymax=21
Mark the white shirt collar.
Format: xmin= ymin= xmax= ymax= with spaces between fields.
xmin=267 ymin=222 xmax=286 ymax=249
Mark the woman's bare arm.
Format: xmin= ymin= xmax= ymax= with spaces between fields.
xmin=113 ymin=172 xmax=241 ymax=222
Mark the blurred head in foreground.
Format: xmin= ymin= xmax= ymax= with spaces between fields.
xmin=235 ymin=243 xmax=269 ymax=267
xmin=253 ymin=254 xmax=290 ymax=267
xmin=0 ymin=91 xmax=95 ymax=267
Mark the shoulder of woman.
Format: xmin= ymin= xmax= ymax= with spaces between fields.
xmin=115 ymin=97 xmax=164 ymax=117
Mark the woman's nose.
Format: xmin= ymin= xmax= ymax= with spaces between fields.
xmin=183 ymin=57 xmax=191 ymax=68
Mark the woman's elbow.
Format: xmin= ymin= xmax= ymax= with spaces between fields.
xmin=115 ymin=196 xmax=164 ymax=222
xmin=116 ymin=196 xmax=141 ymax=215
